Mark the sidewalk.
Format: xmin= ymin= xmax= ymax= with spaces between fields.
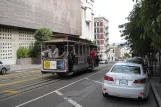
xmin=10 ymin=64 xmax=41 ymax=72
xmin=150 ymin=65 xmax=161 ymax=107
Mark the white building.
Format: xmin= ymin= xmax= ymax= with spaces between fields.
xmin=81 ymin=0 xmax=94 ymax=41
xmin=107 ymin=48 xmax=115 ymax=61
xmin=94 ymin=17 xmax=109 ymax=60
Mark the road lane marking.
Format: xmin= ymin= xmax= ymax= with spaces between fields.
xmin=85 ymin=78 xmax=102 ymax=84
xmin=55 ymin=90 xmax=63 ymax=96
xmin=0 ymin=70 xmax=40 ymax=79
xmin=15 ymin=67 xmax=110 ymax=107
xmin=3 ymin=90 xmax=20 ymax=94
xmin=0 ymin=75 xmax=50 ymax=87
xmin=55 ymin=91 xmax=82 ymax=107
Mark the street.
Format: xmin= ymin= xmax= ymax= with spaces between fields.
xmin=0 ymin=62 xmax=158 ymax=107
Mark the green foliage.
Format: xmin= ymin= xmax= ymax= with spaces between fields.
xmin=119 ymin=2 xmax=152 ymax=56
xmin=17 ymin=47 xmax=30 ymax=59
xmin=30 ymin=41 xmax=42 ymax=57
xmin=31 ymin=28 xmax=53 ymax=57
xmin=34 ymin=28 xmax=52 ymax=42
xmin=139 ymin=0 xmax=161 ymax=50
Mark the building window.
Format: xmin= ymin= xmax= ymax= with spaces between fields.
xmin=94 ymin=28 xmax=96 ymax=33
xmin=100 ymin=22 xmax=103 ymax=26
xmin=94 ymin=22 xmax=96 ymax=26
xmin=97 ymin=34 xmax=99 ymax=39
xmin=100 ymin=40 xmax=104 ymax=45
xmin=97 ymin=41 xmax=100 ymax=45
xmin=100 ymin=34 xmax=104 ymax=39
xmin=94 ymin=34 xmax=96 ymax=39
xmin=97 ymin=22 xmax=99 ymax=26
xmin=97 ymin=28 xmax=99 ymax=33
xmin=100 ymin=28 xmax=103 ymax=33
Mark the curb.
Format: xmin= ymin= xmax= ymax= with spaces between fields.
xmin=150 ymin=82 xmax=161 ymax=107
xmin=10 ymin=67 xmax=41 ymax=72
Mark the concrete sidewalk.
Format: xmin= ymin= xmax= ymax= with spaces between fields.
xmin=10 ymin=64 xmax=41 ymax=72
xmin=150 ymin=65 xmax=161 ymax=107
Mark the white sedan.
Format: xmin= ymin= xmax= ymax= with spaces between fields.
xmin=102 ymin=62 xmax=150 ymax=100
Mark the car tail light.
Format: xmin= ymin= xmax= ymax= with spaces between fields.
xmin=134 ymin=78 xmax=146 ymax=84
xmin=104 ymin=75 xmax=114 ymax=81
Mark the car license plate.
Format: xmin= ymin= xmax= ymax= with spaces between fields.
xmin=119 ymin=80 xmax=128 ymax=85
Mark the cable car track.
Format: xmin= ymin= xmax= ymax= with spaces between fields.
xmin=0 ymin=76 xmax=62 ymax=101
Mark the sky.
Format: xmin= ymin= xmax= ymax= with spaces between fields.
xmin=94 ymin=0 xmax=135 ymax=45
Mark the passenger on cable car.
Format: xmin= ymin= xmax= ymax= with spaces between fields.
xmin=42 ymin=46 xmax=52 ymax=58
xmin=60 ymin=48 xmax=68 ymax=58
xmin=51 ymin=45 xmax=59 ymax=58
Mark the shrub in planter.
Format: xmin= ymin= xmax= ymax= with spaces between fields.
xmin=17 ymin=47 xmax=30 ymax=59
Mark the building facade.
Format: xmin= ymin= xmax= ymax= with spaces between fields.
xmin=81 ymin=0 xmax=94 ymax=41
xmin=0 ymin=0 xmax=82 ymax=64
xmin=94 ymin=17 xmax=109 ymax=60
xmin=107 ymin=48 xmax=115 ymax=61
xmin=107 ymin=44 xmax=122 ymax=61
xmin=120 ymin=47 xmax=131 ymax=58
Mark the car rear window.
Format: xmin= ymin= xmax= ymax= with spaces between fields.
xmin=111 ymin=65 xmax=141 ymax=74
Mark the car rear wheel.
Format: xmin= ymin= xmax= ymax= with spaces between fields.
xmin=1 ymin=68 xmax=7 ymax=75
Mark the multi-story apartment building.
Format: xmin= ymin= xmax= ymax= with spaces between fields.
xmin=81 ymin=0 xmax=94 ymax=41
xmin=94 ymin=17 xmax=109 ymax=60
xmin=0 ymin=0 xmax=82 ymax=64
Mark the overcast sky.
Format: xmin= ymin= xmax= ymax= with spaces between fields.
xmin=94 ymin=0 xmax=135 ymax=45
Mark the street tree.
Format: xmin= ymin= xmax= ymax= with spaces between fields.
xmin=120 ymin=0 xmax=161 ymax=82
xmin=34 ymin=28 xmax=52 ymax=42
xmin=119 ymin=2 xmax=152 ymax=57
xmin=31 ymin=28 xmax=53 ymax=57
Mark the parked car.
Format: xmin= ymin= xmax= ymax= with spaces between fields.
xmin=126 ymin=57 xmax=151 ymax=76
xmin=0 ymin=61 xmax=10 ymax=75
xmin=126 ymin=57 xmax=145 ymax=66
xmin=99 ymin=59 xmax=108 ymax=64
xmin=102 ymin=62 xmax=150 ymax=100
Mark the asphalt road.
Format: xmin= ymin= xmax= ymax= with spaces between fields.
xmin=0 ymin=62 xmax=158 ymax=107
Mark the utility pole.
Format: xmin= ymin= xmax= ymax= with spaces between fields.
xmin=41 ymin=43 xmax=42 ymax=65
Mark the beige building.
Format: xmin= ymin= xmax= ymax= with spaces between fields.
xmin=107 ymin=44 xmax=121 ymax=61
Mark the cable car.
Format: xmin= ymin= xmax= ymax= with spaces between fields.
xmin=41 ymin=35 xmax=99 ymax=76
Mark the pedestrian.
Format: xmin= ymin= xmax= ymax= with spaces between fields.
xmin=91 ymin=48 xmax=97 ymax=67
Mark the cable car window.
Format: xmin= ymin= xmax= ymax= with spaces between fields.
xmin=75 ymin=45 xmax=78 ymax=56
xmin=80 ymin=45 xmax=82 ymax=55
xmin=83 ymin=45 xmax=86 ymax=55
